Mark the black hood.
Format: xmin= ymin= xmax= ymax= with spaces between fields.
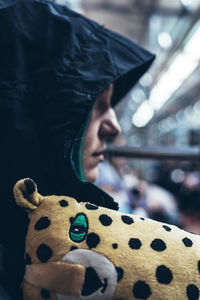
xmin=0 ymin=0 xmax=155 ymax=206
xmin=0 ymin=0 xmax=155 ymax=290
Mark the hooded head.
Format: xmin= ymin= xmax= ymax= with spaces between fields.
xmin=0 ymin=0 xmax=155 ymax=292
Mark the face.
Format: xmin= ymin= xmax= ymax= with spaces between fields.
xmin=83 ymin=84 xmax=121 ymax=183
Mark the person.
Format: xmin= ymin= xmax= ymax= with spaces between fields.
xmin=0 ymin=0 xmax=155 ymax=299
xmin=83 ymin=84 xmax=121 ymax=183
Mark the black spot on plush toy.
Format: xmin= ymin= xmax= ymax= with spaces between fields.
xmin=14 ymin=178 xmax=200 ymax=300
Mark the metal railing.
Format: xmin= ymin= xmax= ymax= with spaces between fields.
xmin=106 ymin=145 xmax=200 ymax=161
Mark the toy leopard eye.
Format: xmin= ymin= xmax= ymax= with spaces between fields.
xmin=69 ymin=213 xmax=88 ymax=243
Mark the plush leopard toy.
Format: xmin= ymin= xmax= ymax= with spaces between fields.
xmin=14 ymin=178 xmax=200 ymax=300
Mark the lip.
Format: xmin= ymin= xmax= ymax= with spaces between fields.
xmin=93 ymin=148 xmax=106 ymax=156
xmin=92 ymin=151 xmax=105 ymax=161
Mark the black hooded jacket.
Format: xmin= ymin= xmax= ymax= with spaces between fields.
xmin=0 ymin=0 xmax=155 ymax=298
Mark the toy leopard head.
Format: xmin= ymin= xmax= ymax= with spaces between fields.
xmin=14 ymin=178 xmax=200 ymax=300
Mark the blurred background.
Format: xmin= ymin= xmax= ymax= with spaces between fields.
xmin=55 ymin=0 xmax=200 ymax=233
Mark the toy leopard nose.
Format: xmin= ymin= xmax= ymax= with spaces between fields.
xmin=60 ymin=249 xmax=117 ymax=300
xmin=81 ymin=267 xmax=107 ymax=296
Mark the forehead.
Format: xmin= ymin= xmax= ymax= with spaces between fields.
xmin=95 ymin=84 xmax=114 ymax=105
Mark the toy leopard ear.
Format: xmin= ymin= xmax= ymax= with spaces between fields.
xmin=13 ymin=178 xmax=44 ymax=212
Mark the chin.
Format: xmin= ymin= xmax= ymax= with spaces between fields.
xmin=85 ymin=168 xmax=99 ymax=183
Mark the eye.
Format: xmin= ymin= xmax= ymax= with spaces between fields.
xmin=69 ymin=213 xmax=88 ymax=243
xmin=96 ymin=100 xmax=109 ymax=114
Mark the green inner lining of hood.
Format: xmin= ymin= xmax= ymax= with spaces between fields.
xmin=71 ymin=106 xmax=94 ymax=182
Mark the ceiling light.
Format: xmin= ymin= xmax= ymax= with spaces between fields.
xmin=149 ymin=52 xmax=198 ymax=110
xmin=132 ymin=18 xmax=200 ymax=128
xmin=194 ymin=100 xmax=200 ymax=113
xmin=131 ymin=88 xmax=146 ymax=103
xmin=176 ymin=110 xmax=185 ymax=123
xmin=184 ymin=105 xmax=194 ymax=119
xmin=139 ymin=73 xmax=153 ymax=87
xmin=180 ymin=0 xmax=200 ymax=11
xmin=158 ymin=32 xmax=172 ymax=49
xmin=184 ymin=23 xmax=200 ymax=60
xmin=56 ymin=0 xmax=83 ymax=12
xmin=181 ymin=0 xmax=193 ymax=6
xmin=132 ymin=101 xmax=154 ymax=128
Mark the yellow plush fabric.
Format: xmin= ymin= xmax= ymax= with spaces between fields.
xmin=14 ymin=178 xmax=200 ymax=300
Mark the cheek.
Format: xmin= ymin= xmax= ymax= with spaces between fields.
xmin=84 ymin=122 xmax=99 ymax=152
xmin=83 ymin=152 xmax=99 ymax=171
xmin=84 ymin=134 xmax=95 ymax=150
xmin=82 ymin=120 xmax=101 ymax=182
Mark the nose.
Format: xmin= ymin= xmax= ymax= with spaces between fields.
xmin=99 ymin=108 xmax=121 ymax=139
